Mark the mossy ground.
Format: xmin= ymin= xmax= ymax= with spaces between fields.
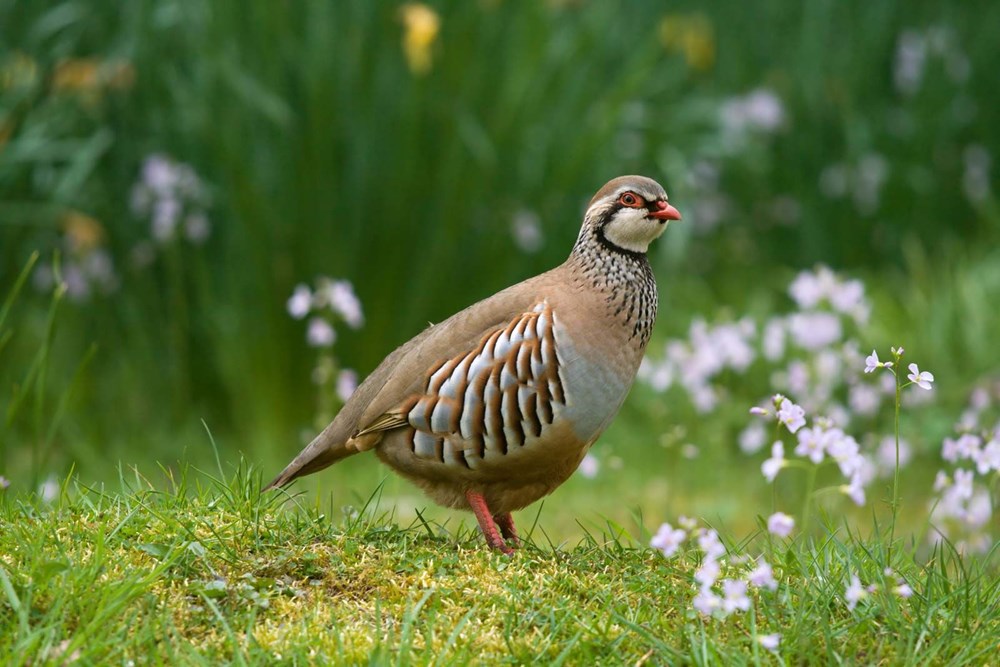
xmin=2 ymin=465 xmax=997 ymax=665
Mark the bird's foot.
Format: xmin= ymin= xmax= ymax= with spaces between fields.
xmin=494 ymin=512 xmax=520 ymax=548
xmin=465 ymin=490 xmax=516 ymax=555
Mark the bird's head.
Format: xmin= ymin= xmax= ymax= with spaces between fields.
xmin=578 ymin=175 xmax=681 ymax=255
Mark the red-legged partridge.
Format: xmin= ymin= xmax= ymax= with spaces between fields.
xmin=265 ymin=175 xmax=681 ymax=554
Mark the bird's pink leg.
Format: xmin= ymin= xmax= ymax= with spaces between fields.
xmin=493 ymin=512 xmax=520 ymax=547
xmin=465 ymin=490 xmax=514 ymax=555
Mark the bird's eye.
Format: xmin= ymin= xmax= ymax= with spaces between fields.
xmin=619 ymin=192 xmax=642 ymax=208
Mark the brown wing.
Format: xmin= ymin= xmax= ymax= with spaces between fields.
xmin=361 ymin=302 xmax=565 ymax=469
xmin=264 ymin=272 xmax=557 ymax=489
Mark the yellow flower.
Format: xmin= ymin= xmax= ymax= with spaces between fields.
xmin=52 ymin=58 xmax=101 ymax=92
xmin=399 ymin=3 xmax=440 ymax=75
xmin=0 ymin=53 xmax=39 ymax=90
xmin=62 ymin=210 xmax=105 ymax=253
xmin=52 ymin=58 xmax=136 ymax=93
xmin=658 ymin=13 xmax=715 ymax=72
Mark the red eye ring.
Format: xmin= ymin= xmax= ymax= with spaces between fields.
xmin=619 ymin=192 xmax=642 ymax=208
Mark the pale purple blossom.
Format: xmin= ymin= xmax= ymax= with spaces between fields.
xmin=739 ymin=422 xmax=767 ymax=454
xmin=323 ymin=280 xmax=364 ymax=329
xmin=942 ymin=433 xmax=980 ymax=463
xmin=62 ymin=263 xmax=89 ymax=301
xmin=761 ymin=442 xmax=786 ymax=482
xmin=758 ymin=634 xmax=782 ymax=650
xmin=907 ymin=363 xmax=934 ymax=390
xmin=815 ymin=349 xmax=842 ymax=384
xmin=823 ymin=429 xmax=860 ymax=467
xmin=849 ymin=383 xmax=881 ymax=415
xmin=0 ymin=476 xmax=9 ymax=490
xmin=681 ymin=444 xmax=700 ymax=460
xmin=842 ymin=473 xmax=867 ymax=506
xmin=152 ymin=197 xmax=181 ymax=241
xmin=336 ymin=369 xmax=358 ymax=402
xmin=795 ymin=426 xmax=825 ymax=464
xmin=713 ymin=319 xmax=756 ymax=371
xmin=864 ymin=350 xmax=892 ymax=374
xmin=933 ymin=470 xmax=950 ymax=493
xmin=306 ymin=318 xmax=336 ymax=348
xmin=698 ymin=529 xmax=726 ymax=561
xmin=577 ymin=453 xmax=600 ymax=479
xmin=695 ymin=559 xmax=721 ymax=589
xmin=825 ymin=403 xmax=852 ymax=430
xmin=655 ymin=318 xmax=757 ymax=406
xmin=894 ymin=30 xmax=926 ymax=95
xmin=134 ymin=154 xmax=211 ymax=246
xmin=845 ymin=574 xmax=867 ymax=611
xmin=784 ymin=360 xmax=810 ymax=398
xmin=842 ymin=455 xmax=874 ymax=487
xmin=969 ymin=386 xmax=991 ymax=411
xmin=287 ymin=284 xmax=312 ymax=319
xmin=789 ymin=271 xmax=823 ymax=308
xmin=762 ymin=318 xmax=786 ymax=360
xmin=767 ymin=512 xmax=795 ymax=537
xmin=651 ymin=522 xmax=687 ymax=558
xmin=721 ymin=579 xmax=751 ymax=614
xmin=953 ymin=469 xmax=974 ymax=500
xmin=34 ymin=249 xmax=120 ymax=303
xmin=894 ymin=583 xmax=914 ymax=599
xmin=777 ymin=398 xmax=806 ymax=434
xmin=720 ymin=88 xmax=785 ymax=135
xmin=789 ymin=267 xmax=839 ymax=308
xmin=829 ymin=279 xmax=866 ymax=318
xmin=693 ymin=589 xmax=722 ymax=616
xmin=788 ymin=312 xmax=842 ymax=350
xmin=38 ymin=477 xmax=59 ymax=503
xmin=966 ymin=491 xmax=992 ymax=527
xmin=690 ymin=384 xmax=718 ymax=413
xmin=511 ymin=209 xmax=544 ymax=253
xmin=142 ymin=154 xmax=179 ymax=194
xmin=974 ymin=438 xmax=1000 ymax=475
xmin=638 ymin=358 xmax=674 ymax=392
xmin=748 ymin=559 xmax=778 ymax=591
xmin=749 ymin=406 xmax=769 ymax=417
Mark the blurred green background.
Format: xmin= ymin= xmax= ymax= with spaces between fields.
xmin=2 ymin=0 xmax=998 ymax=540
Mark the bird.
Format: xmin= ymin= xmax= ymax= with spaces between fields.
xmin=265 ymin=175 xmax=681 ymax=554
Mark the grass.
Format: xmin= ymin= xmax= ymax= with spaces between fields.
xmin=3 ymin=2 xmax=1000 ymax=662
xmin=0 ymin=464 xmax=998 ymax=665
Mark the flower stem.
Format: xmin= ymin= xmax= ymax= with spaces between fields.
xmin=802 ymin=464 xmax=818 ymax=535
xmin=889 ymin=367 xmax=902 ymax=561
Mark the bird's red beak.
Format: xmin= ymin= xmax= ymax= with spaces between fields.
xmin=649 ymin=201 xmax=682 ymax=221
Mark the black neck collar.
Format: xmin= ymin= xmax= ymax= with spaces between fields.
xmin=593 ymin=226 xmax=647 ymax=261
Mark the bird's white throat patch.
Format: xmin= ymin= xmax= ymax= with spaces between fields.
xmin=602 ymin=208 xmax=669 ymax=253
